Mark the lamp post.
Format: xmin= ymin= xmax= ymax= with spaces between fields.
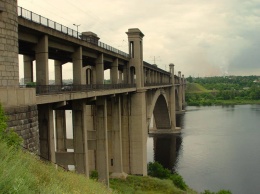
xmin=73 ymin=24 xmax=80 ymax=38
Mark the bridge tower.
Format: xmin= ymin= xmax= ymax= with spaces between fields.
xmin=126 ymin=28 xmax=147 ymax=175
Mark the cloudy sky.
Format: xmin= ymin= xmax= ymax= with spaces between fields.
xmin=18 ymin=0 xmax=260 ymax=77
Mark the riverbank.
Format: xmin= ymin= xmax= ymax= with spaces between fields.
xmin=0 ymin=140 xmax=197 ymax=193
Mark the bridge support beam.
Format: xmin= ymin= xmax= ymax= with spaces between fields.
xmin=110 ymin=96 xmax=127 ymax=179
xmin=54 ymin=60 xmax=63 ymax=85
xmin=38 ymin=104 xmax=55 ymax=163
xmin=95 ymin=54 xmax=104 ymax=84
xmin=111 ymin=58 xmax=118 ymax=84
xmin=177 ymin=71 xmax=183 ymax=111
xmin=23 ymin=55 xmax=34 ymax=84
xmin=55 ymin=109 xmax=67 ymax=169
xmin=130 ymin=91 xmax=147 ymax=175
xmin=169 ymin=64 xmax=177 ymax=131
xmin=72 ymin=100 xmax=89 ymax=176
xmin=96 ymin=97 xmax=109 ymax=185
xmin=72 ymin=46 xmax=83 ymax=84
xmin=36 ymin=35 xmax=49 ymax=85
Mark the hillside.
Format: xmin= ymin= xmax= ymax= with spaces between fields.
xmin=186 ymin=83 xmax=209 ymax=93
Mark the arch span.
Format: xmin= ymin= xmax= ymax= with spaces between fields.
xmin=147 ymin=89 xmax=171 ymax=130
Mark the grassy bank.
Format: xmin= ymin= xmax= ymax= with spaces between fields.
xmin=0 ymin=141 xmax=114 ymax=194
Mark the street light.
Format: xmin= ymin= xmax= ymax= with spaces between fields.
xmin=73 ymin=24 xmax=80 ymax=38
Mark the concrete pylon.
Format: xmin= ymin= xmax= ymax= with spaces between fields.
xmin=169 ymin=64 xmax=177 ymax=131
xmin=23 ymin=56 xmax=34 ymax=84
xmin=38 ymin=104 xmax=55 ymax=163
xmin=110 ymin=96 xmax=127 ymax=179
xmin=96 ymin=97 xmax=109 ymax=186
xmin=36 ymin=35 xmax=49 ymax=85
xmin=72 ymin=100 xmax=89 ymax=176
xmin=72 ymin=46 xmax=83 ymax=85
xmin=54 ymin=60 xmax=63 ymax=85
xmin=178 ymin=71 xmax=183 ymax=111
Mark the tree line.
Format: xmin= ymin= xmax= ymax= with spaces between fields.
xmin=186 ymin=76 xmax=260 ymax=106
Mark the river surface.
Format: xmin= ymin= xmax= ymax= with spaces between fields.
xmin=148 ymin=104 xmax=260 ymax=194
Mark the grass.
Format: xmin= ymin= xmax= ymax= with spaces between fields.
xmin=110 ymin=175 xmax=197 ymax=194
xmin=186 ymin=83 xmax=210 ymax=93
xmin=0 ymin=141 xmax=115 ymax=194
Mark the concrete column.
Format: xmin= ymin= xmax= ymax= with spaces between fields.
xmin=92 ymin=67 xmax=97 ymax=84
xmin=36 ymin=35 xmax=49 ymax=85
xmin=178 ymin=71 xmax=183 ymax=111
xmin=118 ymin=71 xmax=123 ymax=84
xmin=96 ymin=97 xmax=109 ymax=185
xmin=54 ymin=60 xmax=62 ymax=85
xmin=130 ymin=91 xmax=147 ymax=175
xmin=111 ymin=58 xmax=118 ymax=84
xmin=38 ymin=104 xmax=55 ymax=163
xmin=110 ymin=96 xmax=127 ymax=179
xmin=182 ymin=74 xmax=186 ymax=107
xmin=72 ymin=100 xmax=89 ymax=176
xmin=72 ymin=46 xmax=83 ymax=85
xmin=126 ymin=28 xmax=144 ymax=88
xmin=121 ymin=95 xmax=130 ymax=173
xmin=147 ymin=70 xmax=151 ymax=84
xmin=95 ymin=54 xmax=104 ymax=84
xmin=123 ymin=62 xmax=129 ymax=84
xmin=55 ymin=110 xmax=66 ymax=152
xmin=169 ymin=64 xmax=176 ymax=130
xmin=23 ymin=56 xmax=33 ymax=84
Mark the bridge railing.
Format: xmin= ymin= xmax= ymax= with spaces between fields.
xmin=17 ymin=6 xmax=129 ymax=58
xmin=21 ymin=84 xmax=136 ymax=95
xmin=144 ymin=83 xmax=171 ymax=87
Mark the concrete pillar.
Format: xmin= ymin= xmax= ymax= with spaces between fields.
xmin=123 ymin=62 xmax=129 ymax=84
xmin=178 ymin=71 xmax=182 ymax=111
xmin=121 ymin=95 xmax=130 ymax=173
xmin=126 ymin=28 xmax=144 ymax=88
xmin=38 ymin=104 xmax=55 ymax=163
xmin=72 ymin=46 xmax=83 ymax=85
xmin=55 ymin=110 xmax=66 ymax=152
xmin=119 ymin=71 xmax=123 ymax=84
xmin=54 ymin=60 xmax=62 ymax=85
xmin=110 ymin=96 xmax=127 ymax=179
xmin=23 ymin=56 xmax=33 ymax=84
xmin=0 ymin=0 xmax=19 ymax=87
xmin=95 ymin=54 xmax=104 ymax=84
xmin=169 ymin=64 xmax=176 ymax=130
xmin=36 ymin=35 xmax=49 ymax=85
xmin=96 ymin=97 xmax=109 ymax=185
xmin=72 ymin=100 xmax=89 ymax=176
xmin=130 ymin=91 xmax=147 ymax=175
xmin=111 ymin=58 xmax=118 ymax=84
xmin=182 ymin=74 xmax=186 ymax=107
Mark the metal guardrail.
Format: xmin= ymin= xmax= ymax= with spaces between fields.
xmin=17 ymin=6 xmax=129 ymax=58
xmin=22 ymin=84 xmax=136 ymax=95
xmin=144 ymin=83 xmax=171 ymax=87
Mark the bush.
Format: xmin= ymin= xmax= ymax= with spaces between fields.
xmin=170 ymin=173 xmax=187 ymax=190
xmin=26 ymin=82 xmax=36 ymax=87
xmin=148 ymin=162 xmax=171 ymax=179
xmin=201 ymin=189 xmax=232 ymax=194
xmin=90 ymin=170 xmax=98 ymax=180
xmin=148 ymin=162 xmax=188 ymax=191
xmin=0 ymin=104 xmax=23 ymax=149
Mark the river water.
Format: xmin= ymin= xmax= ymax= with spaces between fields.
xmin=147 ymin=105 xmax=260 ymax=194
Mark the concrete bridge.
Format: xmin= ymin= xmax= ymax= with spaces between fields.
xmin=0 ymin=1 xmax=186 ymax=186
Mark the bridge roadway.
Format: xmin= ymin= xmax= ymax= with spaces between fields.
xmin=0 ymin=2 xmax=186 ymax=187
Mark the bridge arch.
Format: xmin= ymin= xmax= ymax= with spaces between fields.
xmin=147 ymin=89 xmax=171 ymax=131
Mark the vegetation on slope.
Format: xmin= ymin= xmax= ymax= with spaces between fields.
xmin=0 ymin=104 xmax=114 ymax=194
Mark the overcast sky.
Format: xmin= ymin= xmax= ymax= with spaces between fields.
xmin=18 ymin=0 xmax=260 ymax=77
